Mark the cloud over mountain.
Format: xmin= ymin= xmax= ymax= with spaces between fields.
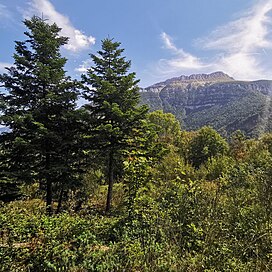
xmin=158 ymin=0 xmax=272 ymax=81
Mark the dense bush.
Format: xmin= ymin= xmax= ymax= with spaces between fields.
xmin=1 ymin=134 xmax=271 ymax=271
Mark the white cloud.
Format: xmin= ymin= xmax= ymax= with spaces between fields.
xmin=201 ymin=1 xmax=272 ymax=53
xmin=158 ymin=32 xmax=207 ymax=77
xmin=157 ymin=0 xmax=272 ymax=81
xmin=0 ymin=62 xmax=11 ymax=73
xmin=161 ymin=32 xmax=179 ymax=52
xmin=75 ymin=59 xmax=92 ymax=74
xmin=25 ymin=0 xmax=95 ymax=52
xmin=0 ymin=4 xmax=7 ymax=17
xmin=0 ymin=4 xmax=13 ymax=20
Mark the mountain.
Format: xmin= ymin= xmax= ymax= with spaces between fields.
xmin=140 ymin=72 xmax=272 ymax=137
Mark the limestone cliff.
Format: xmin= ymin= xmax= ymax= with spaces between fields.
xmin=140 ymin=72 xmax=272 ymax=136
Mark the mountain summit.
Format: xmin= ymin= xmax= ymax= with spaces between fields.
xmin=174 ymin=71 xmax=234 ymax=82
xmin=141 ymin=72 xmax=272 ymax=137
xmin=151 ymin=71 xmax=234 ymax=87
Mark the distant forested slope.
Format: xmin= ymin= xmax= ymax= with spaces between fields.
xmin=140 ymin=72 xmax=272 ymax=137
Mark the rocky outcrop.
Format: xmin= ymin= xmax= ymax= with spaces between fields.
xmin=140 ymin=72 xmax=272 ymax=137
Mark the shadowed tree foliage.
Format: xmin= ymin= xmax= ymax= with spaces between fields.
xmin=0 ymin=16 xmax=84 ymax=214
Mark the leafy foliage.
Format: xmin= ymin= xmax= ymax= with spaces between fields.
xmin=188 ymin=126 xmax=229 ymax=167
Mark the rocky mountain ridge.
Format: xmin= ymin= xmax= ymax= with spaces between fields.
xmin=149 ymin=71 xmax=234 ymax=87
xmin=140 ymin=72 xmax=272 ymax=136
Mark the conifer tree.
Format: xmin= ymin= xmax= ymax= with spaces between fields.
xmin=0 ymin=16 xmax=83 ymax=214
xmin=83 ymin=38 xmax=148 ymax=212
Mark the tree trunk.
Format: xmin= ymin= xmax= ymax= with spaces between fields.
xmin=46 ymin=152 xmax=53 ymax=215
xmin=56 ymin=187 xmax=64 ymax=214
xmin=46 ymin=178 xmax=53 ymax=215
xmin=106 ymin=150 xmax=114 ymax=213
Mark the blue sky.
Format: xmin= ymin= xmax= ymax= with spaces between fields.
xmin=1 ymin=0 xmax=272 ymax=87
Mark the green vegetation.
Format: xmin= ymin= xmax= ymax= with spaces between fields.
xmin=0 ymin=17 xmax=271 ymax=271
xmin=186 ymin=92 xmax=269 ymax=137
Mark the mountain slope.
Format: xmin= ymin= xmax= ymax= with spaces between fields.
xmin=140 ymin=72 xmax=272 ymax=137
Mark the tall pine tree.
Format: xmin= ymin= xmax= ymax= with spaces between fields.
xmin=83 ymin=38 xmax=148 ymax=212
xmin=0 ymin=16 xmax=84 ymax=214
